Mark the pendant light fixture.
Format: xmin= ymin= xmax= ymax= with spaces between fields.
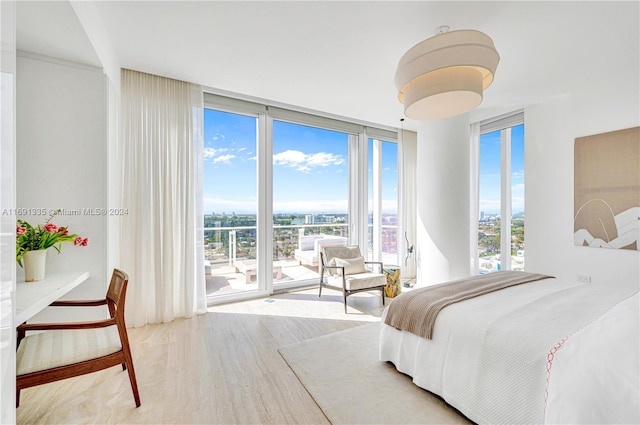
xmin=395 ymin=26 xmax=500 ymax=120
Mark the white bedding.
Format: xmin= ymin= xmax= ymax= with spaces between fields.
xmin=379 ymin=277 xmax=639 ymax=424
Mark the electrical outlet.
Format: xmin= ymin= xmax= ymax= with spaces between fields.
xmin=577 ymin=275 xmax=591 ymax=283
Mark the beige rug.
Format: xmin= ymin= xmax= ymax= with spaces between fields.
xmin=278 ymin=322 xmax=472 ymax=425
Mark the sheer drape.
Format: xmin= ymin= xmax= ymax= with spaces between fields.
xmin=399 ymin=129 xmax=417 ymax=279
xmin=469 ymin=122 xmax=480 ymax=275
xmin=120 ymin=69 xmax=206 ymax=327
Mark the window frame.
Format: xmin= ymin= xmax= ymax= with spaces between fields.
xmin=476 ymin=110 xmax=524 ymax=273
xmin=203 ymin=92 xmax=399 ymax=302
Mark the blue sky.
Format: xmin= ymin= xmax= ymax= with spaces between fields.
xmin=204 ymin=109 xmax=398 ymax=215
xmin=204 ymin=108 xmax=521 ymax=216
xmin=479 ymin=124 xmax=525 ymax=215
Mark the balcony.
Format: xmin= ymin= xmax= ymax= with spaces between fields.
xmin=204 ymin=223 xmax=399 ymax=296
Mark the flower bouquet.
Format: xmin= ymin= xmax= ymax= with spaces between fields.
xmin=16 ymin=209 xmax=88 ymax=281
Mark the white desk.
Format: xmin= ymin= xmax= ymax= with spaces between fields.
xmin=16 ymin=271 xmax=90 ymax=324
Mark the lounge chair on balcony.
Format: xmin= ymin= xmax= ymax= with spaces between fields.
xmin=235 ymin=260 xmax=283 ymax=283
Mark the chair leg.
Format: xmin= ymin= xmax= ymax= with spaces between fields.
xmin=319 ymin=282 xmax=323 ymax=298
xmin=381 ymin=288 xmax=385 ymax=306
xmin=120 ymin=334 xmax=141 ymax=407
xmin=343 ymin=292 xmax=348 ymax=313
xmin=16 ymin=388 xmax=20 ymax=408
xmin=124 ymin=353 xmax=141 ymax=407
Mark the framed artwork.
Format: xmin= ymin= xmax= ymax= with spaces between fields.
xmin=574 ymin=126 xmax=639 ymax=250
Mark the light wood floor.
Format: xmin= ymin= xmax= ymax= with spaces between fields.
xmin=16 ymin=288 xmax=386 ymax=424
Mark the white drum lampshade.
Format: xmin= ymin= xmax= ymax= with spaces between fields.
xmin=395 ymin=28 xmax=500 ymax=120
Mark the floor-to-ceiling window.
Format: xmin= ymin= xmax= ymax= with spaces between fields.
xmin=203 ymin=94 xmax=398 ymax=302
xmin=477 ymin=112 xmax=524 ymax=273
xmin=203 ymin=108 xmax=260 ymax=297
xmin=272 ymin=120 xmax=350 ymax=287
xmin=367 ymin=138 xmax=399 ymax=266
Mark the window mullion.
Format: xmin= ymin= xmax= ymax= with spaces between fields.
xmin=372 ymin=139 xmax=382 ymax=262
xmin=500 ymin=128 xmax=512 ymax=270
xmin=258 ymin=112 xmax=273 ymax=294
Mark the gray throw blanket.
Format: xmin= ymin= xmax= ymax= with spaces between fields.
xmin=384 ymin=271 xmax=554 ymax=339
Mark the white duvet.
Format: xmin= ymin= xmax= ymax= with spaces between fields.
xmin=379 ymin=278 xmax=639 ymax=424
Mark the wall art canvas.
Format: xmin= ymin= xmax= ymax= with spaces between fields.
xmin=574 ymin=126 xmax=639 ymax=250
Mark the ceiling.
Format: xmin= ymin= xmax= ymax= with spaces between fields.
xmin=16 ymin=1 xmax=640 ymax=131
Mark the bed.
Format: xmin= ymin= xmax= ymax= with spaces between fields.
xmin=379 ymin=272 xmax=639 ymax=424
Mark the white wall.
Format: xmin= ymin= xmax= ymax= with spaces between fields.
xmin=106 ymin=79 xmax=121 ymax=276
xmin=525 ymin=84 xmax=640 ymax=289
xmin=416 ymin=115 xmax=471 ymax=285
xmin=414 ymin=67 xmax=639 ymax=290
xmin=16 ymin=52 xmax=108 ymax=320
xmin=0 ymin=1 xmax=16 ymax=422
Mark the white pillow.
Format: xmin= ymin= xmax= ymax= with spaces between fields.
xmin=334 ymin=256 xmax=367 ymax=275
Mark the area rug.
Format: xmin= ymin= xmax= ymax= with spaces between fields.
xmin=278 ymin=322 xmax=471 ymax=425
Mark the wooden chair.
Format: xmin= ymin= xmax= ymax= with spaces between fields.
xmin=319 ymin=245 xmax=386 ymax=313
xmin=16 ymin=269 xmax=140 ymax=408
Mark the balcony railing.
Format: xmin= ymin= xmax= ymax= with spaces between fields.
xmin=203 ymin=222 xmax=398 ymax=266
xmin=204 ymin=223 xmax=349 ymax=265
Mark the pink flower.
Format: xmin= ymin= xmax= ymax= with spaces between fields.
xmin=81 ymin=237 xmax=89 ymax=247
xmin=16 ymin=226 xmax=26 ymax=235
xmin=74 ymin=237 xmax=83 ymax=246
xmin=58 ymin=227 xmax=69 ymax=236
xmin=44 ymin=223 xmax=58 ymax=233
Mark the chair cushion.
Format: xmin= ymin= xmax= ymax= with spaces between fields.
xmin=327 ymin=272 xmax=386 ymax=291
xmin=334 ymin=256 xmax=367 ymax=275
xmin=323 ymin=245 xmax=362 ymax=275
xmin=323 ymin=245 xmax=361 ymax=261
xmin=16 ymin=326 xmax=122 ymax=376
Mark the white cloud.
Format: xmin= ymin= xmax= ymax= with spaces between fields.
xmin=213 ymin=154 xmax=236 ymax=164
xmin=273 ymin=150 xmax=307 ymax=166
xmin=204 ymin=147 xmax=228 ymax=159
xmin=273 ymin=149 xmax=345 ymax=173
xmin=306 ymin=152 xmax=344 ymax=167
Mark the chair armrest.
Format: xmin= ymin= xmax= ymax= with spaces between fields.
xmin=321 ymin=265 xmax=346 ymax=279
xmin=322 ymin=265 xmax=345 ymax=273
xmin=16 ymin=318 xmax=117 ymax=348
xmin=17 ymin=318 xmax=116 ymax=333
xmin=50 ymin=299 xmax=107 ymax=307
xmin=365 ymin=261 xmax=384 ymax=273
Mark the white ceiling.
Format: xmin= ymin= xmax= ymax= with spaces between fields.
xmin=16 ymin=1 xmax=640 ymax=131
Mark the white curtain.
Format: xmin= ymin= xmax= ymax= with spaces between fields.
xmin=399 ymin=129 xmax=417 ymax=279
xmin=469 ymin=122 xmax=480 ymax=275
xmin=120 ymin=69 xmax=206 ymax=327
